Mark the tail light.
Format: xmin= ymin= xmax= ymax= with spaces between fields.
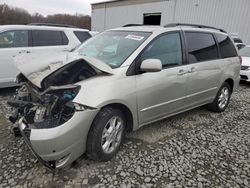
xmin=239 ymin=56 xmax=242 ymax=65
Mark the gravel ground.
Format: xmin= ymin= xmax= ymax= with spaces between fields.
xmin=0 ymin=83 xmax=249 ymax=188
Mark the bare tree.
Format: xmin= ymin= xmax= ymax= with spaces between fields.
xmin=0 ymin=4 xmax=91 ymax=29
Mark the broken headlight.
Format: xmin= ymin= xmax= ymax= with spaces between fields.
xmin=73 ymin=103 xmax=86 ymax=111
xmin=73 ymin=102 xmax=95 ymax=112
xmin=8 ymin=84 xmax=82 ymax=129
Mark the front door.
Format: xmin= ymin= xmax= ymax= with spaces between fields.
xmin=135 ymin=32 xmax=189 ymax=125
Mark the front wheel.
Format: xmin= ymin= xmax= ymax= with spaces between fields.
xmin=207 ymin=82 xmax=232 ymax=112
xmin=86 ymin=107 xmax=125 ymax=161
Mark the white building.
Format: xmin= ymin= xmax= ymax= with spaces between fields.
xmin=91 ymin=0 xmax=250 ymax=43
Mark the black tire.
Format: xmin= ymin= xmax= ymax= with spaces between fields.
xmin=207 ymin=82 xmax=232 ymax=112
xmin=86 ymin=107 xmax=126 ymax=161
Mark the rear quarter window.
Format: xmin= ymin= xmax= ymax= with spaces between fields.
xmin=216 ymin=34 xmax=237 ymax=58
xmin=73 ymin=31 xmax=91 ymax=43
xmin=185 ymin=32 xmax=218 ymax=63
xmin=32 ymin=30 xmax=69 ymax=46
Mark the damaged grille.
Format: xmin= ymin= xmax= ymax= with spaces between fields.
xmin=31 ymin=119 xmax=61 ymax=129
xmin=8 ymin=84 xmax=79 ymax=129
xmin=9 ymin=59 xmax=98 ymax=130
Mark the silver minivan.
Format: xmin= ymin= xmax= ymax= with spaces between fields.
xmin=8 ymin=24 xmax=240 ymax=169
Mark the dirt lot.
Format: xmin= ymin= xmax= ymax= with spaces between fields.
xmin=0 ymin=83 xmax=249 ymax=188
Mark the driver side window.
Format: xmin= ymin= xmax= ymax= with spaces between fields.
xmin=141 ymin=32 xmax=183 ymax=68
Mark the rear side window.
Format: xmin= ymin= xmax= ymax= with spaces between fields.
xmin=74 ymin=31 xmax=91 ymax=43
xmin=185 ymin=32 xmax=218 ymax=63
xmin=0 ymin=30 xmax=28 ymax=48
xmin=216 ymin=34 xmax=237 ymax=58
xmin=32 ymin=30 xmax=69 ymax=46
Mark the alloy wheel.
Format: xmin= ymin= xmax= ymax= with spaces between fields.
xmin=101 ymin=116 xmax=124 ymax=154
xmin=218 ymin=87 xmax=230 ymax=109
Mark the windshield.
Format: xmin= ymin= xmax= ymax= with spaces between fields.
xmin=239 ymin=46 xmax=250 ymax=57
xmin=76 ymin=31 xmax=151 ymax=68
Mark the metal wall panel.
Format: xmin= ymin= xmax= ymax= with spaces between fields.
xmin=92 ymin=6 xmax=106 ymax=32
xmin=92 ymin=0 xmax=175 ymax=31
xmin=92 ymin=0 xmax=250 ymax=43
xmin=173 ymin=0 xmax=250 ymax=43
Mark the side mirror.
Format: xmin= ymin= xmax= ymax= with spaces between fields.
xmin=140 ymin=59 xmax=162 ymax=72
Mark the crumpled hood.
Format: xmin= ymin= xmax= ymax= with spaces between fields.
xmin=14 ymin=52 xmax=114 ymax=88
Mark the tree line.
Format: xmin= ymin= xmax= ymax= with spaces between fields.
xmin=0 ymin=4 xmax=91 ymax=29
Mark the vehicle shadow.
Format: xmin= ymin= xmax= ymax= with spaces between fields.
xmin=126 ymin=106 xmax=207 ymax=143
xmin=0 ymin=87 xmax=16 ymax=97
xmin=240 ymin=80 xmax=250 ymax=88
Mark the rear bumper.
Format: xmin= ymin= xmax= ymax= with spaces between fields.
xmin=18 ymin=109 xmax=99 ymax=169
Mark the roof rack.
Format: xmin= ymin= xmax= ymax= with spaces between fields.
xmin=164 ymin=23 xmax=227 ymax=33
xmin=123 ymin=24 xmax=146 ymax=27
xmin=123 ymin=24 xmax=161 ymax=27
xmin=28 ymin=23 xmax=78 ymax=28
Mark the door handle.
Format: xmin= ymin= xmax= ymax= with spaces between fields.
xmin=177 ymin=69 xmax=188 ymax=76
xmin=63 ymin=48 xmax=70 ymax=52
xmin=18 ymin=50 xmax=31 ymax=54
xmin=13 ymin=50 xmax=31 ymax=58
xmin=188 ymin=67 xmax=196 ymax=73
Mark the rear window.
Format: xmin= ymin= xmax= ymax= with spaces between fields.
xmin=185 ymin=32 xmax=218 ymax=63
xmin=216 ymin=34 xmax=237 ymax=58
xmin=74 ymin=31 xmax=91 ymax=43
xmin=32 ymin=30 xmax=69 ymax=46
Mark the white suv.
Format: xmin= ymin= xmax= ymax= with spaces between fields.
xmin=0 ymin=24 xmax=93 ymax=88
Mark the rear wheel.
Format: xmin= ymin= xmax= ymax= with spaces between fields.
xmin=86 ymin=107 xmax=125 ymax=161
xmin=207 ymin=82 xmax=232 ymax=112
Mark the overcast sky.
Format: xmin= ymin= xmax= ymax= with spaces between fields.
xmin=0 ymin=0 xmax=103 ymax=15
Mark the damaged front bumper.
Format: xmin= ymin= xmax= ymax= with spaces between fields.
xmin=16 ymin=109 xmax=99 ymax=170
xmin=18 ymin=119 xmax=56 ymax=170
xmin=8 ymin=82 xmax=99 ymax=169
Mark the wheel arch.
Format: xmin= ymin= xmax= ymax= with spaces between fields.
xmin=224 ymin=78 xmax=234 ymax=92
xmin=99 ymin=103 xmax=134 ymax=132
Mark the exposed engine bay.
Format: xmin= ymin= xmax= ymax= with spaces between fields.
xmin=8 ymin=84 xmax=79 ymax=129
xmin=8 ymin=59 xmax=98 ymax=132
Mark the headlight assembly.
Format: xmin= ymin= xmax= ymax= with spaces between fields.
xmin=73 ymin=102 xmax=96 ymax=111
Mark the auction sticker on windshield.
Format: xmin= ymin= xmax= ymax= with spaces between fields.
xmin=125 ymin=35 xmax=145 ymax=41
